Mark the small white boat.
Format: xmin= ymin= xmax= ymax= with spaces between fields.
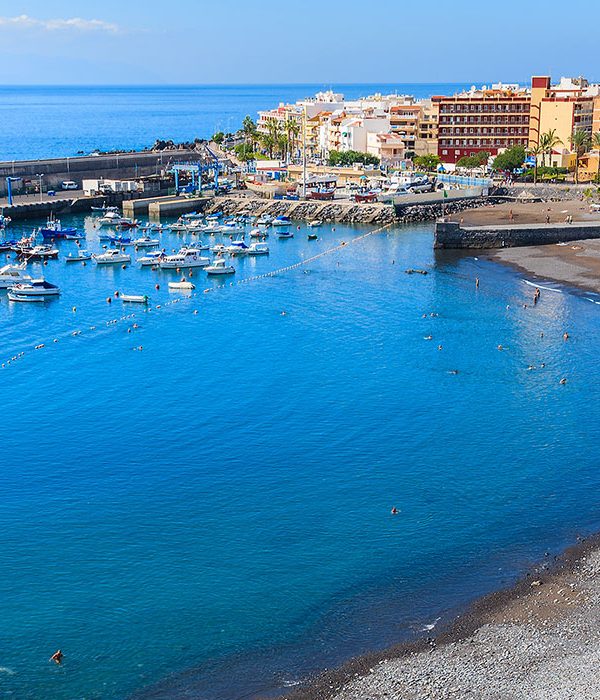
xmin=93 ymin=249 xmax=131 ymax=265
xmin=137 ymin=250 xmax=165 ymax=266
xmin=205 ymin=258 xmax=235 ymax=276
xmin=225 ymin=240 xmax=249 ymax=256
xmin=272 ymin=216 xmax=292 ymax=227
xmin=168 ymin=281 xmax=195 ymax=290
xmin=247 ymin=242 xmax=269 ymax=256
xmin=249 ymin=229 xmax=264 ymax=238
xmin=8 ymin=278 xmax=61 ymax=296
xmin=211 ymin=244 xmax=227 ymax=254
xmin=205 ymin=213 xmax=221 ymax=222
xmin=120 ymin=294 xmax=149 ymax=304
xmin=98 ymin=211 xmax=130 ymax=227
xmin=307 ymin=220 xmax=322 ymax=228
xmin=160 ymin=248 xmax=210 ymax=269
xmin=276 ymin=229 xmax=294 ymax=239
xmin=0 ymin=263 xmax=32 ymax=288
xmin=65 ymin=250 xmax=92 ymax=262
xmin=257 ymin=215 xmax=272 ymax=226
xmin=133 ymin=236 xmax=160 ymax=248
xmin=19 ymin=244 xmax=59 ymax=259
xmin=8 ymin=292 xmax=46 ymax=303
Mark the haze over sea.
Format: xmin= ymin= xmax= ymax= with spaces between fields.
xmin=2 ymin=85 xmax=600 ymax=700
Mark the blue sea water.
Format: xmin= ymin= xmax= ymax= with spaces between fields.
xmin=1 ymin=212 xmax=600 ymax=699
xmin=0 ymin=83 xmax=474 ymax=161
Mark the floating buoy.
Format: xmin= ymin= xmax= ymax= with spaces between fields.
xmin=107 ymin=297 xmax=112 ymax=304
xmin=391 ymin=507 xmax=399 ymax=515
xmin=122 ymin=264 xmax=127 ymax=269
xmin=155 ymin=284 xmax=160 ymax=290
xmin=72 ymin=306 xmax=77 ymax=313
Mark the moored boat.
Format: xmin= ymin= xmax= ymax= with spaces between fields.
xmin=247 ymin=242 xmax=269 ymax=255
xmin=0 ymin=263 xmax=32 ymax=288
xmin=168 ymin=280 xmax=195 ymax=290
xmin=8 ymin=278 xmax=61 ymax=296
xmin=120 ymin=294 xmax=149 ymax=304
xmin=93 ymin=249 xmax=131 ymax=265
xmin=7 ymin=292 xmax=46 ymax=303
xmin=38 ymin=215 xmax=81 ymax=240
xmin=205 ymin=258 xmax=235 ymax=275
xmin=272 ymin=215 xmax=292 ymax=227
xmin=137 ymin=250 xmax=165 ymax=266
xmin=276 ymin=229 xmax=294 ymax=239
xmin=65 ymin=250 xmax=92 ymax=262
xmin=159 ymin=248 xmax=210 ymax=269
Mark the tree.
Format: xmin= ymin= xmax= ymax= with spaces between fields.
xmin=327 ymin=150 xmax=380 ymax=167
xmin=212 ymin=132 xmax=225 ymax=145
xmin=242 ymin=116 xmax=258 ymax=150
xmin=539 ymin=129 xmax=562 ymax=168
xmin=492 ymin=145 xmax=526 ymax=173
xmin=569 ymin=129 xmax=591 ymax=184
xmin=413 ymin=154 xmax=441 ymax=171
xmin=592 ymin=132 xmax=600 ymax=182
xmin=234 ymin=143 xmax=255 ymax=162
xmin=456 ymin=151 xmax=490 ymax=170
xmin=527 ymin=143 xmax=544 ymax=184
xmin=259 ymin=132 xmax=275 ymax=158
xmin=284 ymin=117 xmax=300 ymax=163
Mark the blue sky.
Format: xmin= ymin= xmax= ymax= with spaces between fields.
xmin=0 ymin=0 xmax=598 ymax=84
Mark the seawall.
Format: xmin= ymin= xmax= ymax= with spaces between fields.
xmin=435 ymin=220 xmax=600 ymax=249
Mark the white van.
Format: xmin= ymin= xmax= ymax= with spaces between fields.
xmin=61 ymin=181 xmax=78 ymax=190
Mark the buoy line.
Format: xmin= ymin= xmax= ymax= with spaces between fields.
xmin=2 ymin=224 xmax=393 ymax=369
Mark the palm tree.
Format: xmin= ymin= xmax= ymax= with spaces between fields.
xmin=527 ymin=144 xmax=544 ymax=184
xmin=259 ymin=132 xmax=275 ymax=158
xmin=592 ymin=131 xmax=600 ymax=182
xmin=539 ymin=129 xmax=562 ymax=168
xmin=276 ymin=133 xmax=289 ymax=160
xmin=569 ymin=129 xmax=591 ymax=184
xmin=242 ymin=115 xmax=258 ymax=151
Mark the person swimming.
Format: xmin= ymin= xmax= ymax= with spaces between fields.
xmin=49 ymin=650 xmax=63 ymax=665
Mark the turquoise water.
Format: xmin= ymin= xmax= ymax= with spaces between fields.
xmin=0 ymin=83 xmax=473 ymax=161
xmin=2 ymin=214 xmax=600 ymax=698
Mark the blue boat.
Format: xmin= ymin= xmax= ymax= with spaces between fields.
xmin=38 ymin=216 xmax=81 ymax=240
xmin=272 ymin=215 xmax=292 ymax=227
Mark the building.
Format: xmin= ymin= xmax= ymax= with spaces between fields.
xmin=366 ymin=132 xmax=406 ymax=165
xmin=434 ymin=83 xmax=531 ymax=164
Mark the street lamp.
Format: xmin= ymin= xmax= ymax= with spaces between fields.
xmin=35 ymin=173 xmax=44 ymax=202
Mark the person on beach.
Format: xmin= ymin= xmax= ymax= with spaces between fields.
xmin=50 ymin=650 xmax=63 ymax=665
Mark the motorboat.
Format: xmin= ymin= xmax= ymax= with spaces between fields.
xmin=133 ymin=236 xmax=160 ymax=248
xmin=116 ymin=219 xmax=138 ymax=230
xmin=7 ymin=292 xmax=46 ymax=302
xmin=275 ymin=229 xmax=294 ymax=239
xmin=0 ymin=263 xmax=32 ymax=288
xmin=247 ymin=242 xmax=269 ymax=256
xmin=249 ymin=228 xmax=264 ymax=238
xmin=38 ymin=215 xmax=81 ymax=240
xmin=168 ymin=280 xmax=195 ymax=290
xmin=272 ymin=215 xmax=292 ymax=227
xmin=65 ymin=250 xmax=92 ymax=262
xmin=8 ymin=278 xmax=60 ymax=296
xmin=120 ymin=294 xmax=149 ymax=304
xmin=108 ymin=235 xmax=134 ymax=247
xmin=205 ymin=213 xmax=221 ymax=222
xmin=93 ymin=249 xmax=131 ymax=265
xmin=91 ymin=205 xmax=119 ymax=213
xmin=140 ymin=222 xmax=168 ymax=233
xmin=211 ymin=244 xmax=227 ymax=254
xmin=257 ymin=215 xmax=272 ymax=226
xmin=159 ymin=248 xmax=210 ymax=269
xmin=205 ymin=258 xmax=235 ymax=275
xmin=137 ymin=250 xmax=165 ymax=266
xmin=225 ymin=240 xmax=249 ymax=256
xmin=18 ymin=244 xmax=59 ymax=260
xmin=202 ymin=223 xmax=222 ymax=235
xmin=307 ymin=220 xmax=322 ymax=228
xmin=220 ymin=223 xmax=245 ymax=234
xmin=0 ymin=239 xmax=18 ymax=252
xmin=98 ymin=211 xmax=129 ymax=227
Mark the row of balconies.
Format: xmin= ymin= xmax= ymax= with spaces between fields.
xmin=439 ymin=103 xmax=529 ymax=114
xmin=439 ymin=138 xmax=528 ymax=147
xmin=439 ymin=117 xmax=529 ymax=126
xmin=439 ymin=128 xmax=527 ymax=136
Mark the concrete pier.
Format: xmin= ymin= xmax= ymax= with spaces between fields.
xmin=147 ymin=197 xmax=208 ymax=218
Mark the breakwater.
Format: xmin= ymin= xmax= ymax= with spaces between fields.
xmin=435 ymin=220 xmax=600 ymax=249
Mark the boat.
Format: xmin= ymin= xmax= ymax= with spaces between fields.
xmin=306 ymin=187 xmax=335 ymax=201
xmin=205 ymin=213 xmax=221 ymax=222
xmin=133 ymin=236 xmax=160 ymax=248
xmin=8 ymin=278 xmax=61 ymax=296
xmin=18 ymin=244 xmax=59 ymax=260
xmin=202 ymin=223 xmax=222 ymax=235
xmin=220 ymin=223 xmax=245 ymax=233
xmin=137 ymin=250 xmax=165 ymax=266
xmin=353 ymin=191 xmax=378 ymax=203
xmin=97 ymin=211 xmax=128 ymax=227
xmin=38 ymin=215 xmax=81 ymax=240
xmin=211 ymin=244 xmax=227 ymax=254
xmin=93 ymin=249 xmax=131 ymax=265
xmin=120 ymin=294 xmax=149 ymax=304
xmin=276 ymin=229 xmax=294 ymax=239
xmin=108 ymin=235 xmax=134 ymax=247
xmin=65 ymin=250 xmax=92 ymax=262
xmin=247 ymin=242 xmax=269 ymax=255
xmin=256 ymin=215 xmax=272 ymax=226
xmin=0 ymin=239 xmax=18 ymax=252
xmin=205 ymin=258 xmax=235 ymax=276
xmin=116 ymin=219 xmax=138 ymax=230
xmin=91 ymin=205 xmax=119 ymax=213
xmin=225 ymin=240 xmax=249 ymax=256
xmin=7 ymin=292 xmax=46 ymax=303
xmin=272 ymin=215 xmax=292 ymax=227
xmin=307 ymin=233 xmax=318 ymax=241
xmin=249 ymin=228 xmax=264 ymax=238
xmin=168 ymin=281 xmax=195 ymax=290
xmin=307 ymin=220 xmax=322 ymax=228
xmin=0 ymin=263 xmax=32 ymax=288
xmin=0 ymin=214 xmax=12 ymax=229
xmin=159 ymin=248 xmax=210 ymax=269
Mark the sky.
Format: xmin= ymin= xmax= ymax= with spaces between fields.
xmin=0 ymin=0 xmax=599 ymax=85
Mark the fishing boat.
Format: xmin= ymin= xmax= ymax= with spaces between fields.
xmin=168 ymin=281 xmax=195 ymax=290
xmin=18 ymin=244 xmax=59 ymax=260
xmin=7 ymin=292 xmax=46 ymax=303
xmin=272 ymin=215 xmax=292 ymax=227
xmin=307 ymin=220 xmax=322 ymax=228
xmin=0 ymin=239 xmax=18 ymax=252
xmin=8 ymin=278 xmax=61 ymax=296
xmin=211 ymin=244 xmax=227 ymax=254
xmin=120 ymin=294 xmax=149 ymax=304
xmin=109 ymin=235 xmax=134 ymax=247
xmin=0 ymin=263 xmax=32 ymax=288
xmin=65 ymin=250 xmax=92 ymax=262
xmin=306 ymin=187 xmax=335 ymax=201
xmin=133 ymin=236 xmax=160 ymax=248
xmin=38 ymin=215 xmax=80 ymax=240
xmin=93 ymin=249 xmax=131 ymax=265
xmin=137 ymin=250 xmax=165 ymax=266
xmin=276 ymin=229 xmax=294 ymax=239
xmin=159 ymin=248 xmax=210 ymax=269
xmin=205 ymin=258 xmax=235 ymax=276
xmin=247 ymin=242 xmax=269 ymax=256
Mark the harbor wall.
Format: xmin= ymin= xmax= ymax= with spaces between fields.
xmin=435 ymin=220 xmax=600 ymax=249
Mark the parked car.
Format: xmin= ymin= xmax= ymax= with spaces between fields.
xmin=61 ymin=181 xmax=78 ymax=190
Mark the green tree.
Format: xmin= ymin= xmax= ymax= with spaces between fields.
xmin=413 ymin=154 xmax=441 ymax=171
xmin=212 ymin=132 xmax=225 ymax=145
xmin=527 ymin=143 xmax=544 ymax=184
xmin=456 ymin=151 xmax=490 ymax=170
xmin=492 ymin=145 xmax=526 ymax=173
xmin=242 ymin=116 xmax=258 ymax=150
xmin=591 ymin=132 xmax=600 ymax=182
xmin=259 ymin=132 xmax=275 ymax=158
xmin=234 ymin=143 xmax=255 ymax=162
xmin=283 ymin=117 xmax=301 ymax=162
xmin=327 ymin=150 xmax=380 ymax=167
xmin=539 ymin=129 xmax=562 ymax=168
xmin=569 ymin=129 xmax=591 ymax=184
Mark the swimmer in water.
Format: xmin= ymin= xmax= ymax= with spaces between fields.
xmin=50 ymin=650 xmax=63 ymax=665
xmin=563 ymin=332 xmax=569 ymax=341
xmin=391 ymin=507 xmax=398 ymax=515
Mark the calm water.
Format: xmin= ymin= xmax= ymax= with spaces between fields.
xmin=0 ymin=83 xmax=474 ymax=161
xmin=1 ymin=214 xmax=600 ymax=699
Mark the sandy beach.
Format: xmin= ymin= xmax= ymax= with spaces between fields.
xmin=282 ymin=536 xmax=600 ymax=700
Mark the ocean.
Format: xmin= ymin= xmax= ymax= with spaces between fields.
xmin=0 ymin=83 xmax=474 ymax=161
xmin=2 ymin=86 xmax=600 ymax=699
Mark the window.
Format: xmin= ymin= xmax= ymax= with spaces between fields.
xmin=442 ymin=149 xmax=448 ymax=155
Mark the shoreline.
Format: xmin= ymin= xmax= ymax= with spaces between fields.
xmin=279 ymin=532 xmax=600 ymax=700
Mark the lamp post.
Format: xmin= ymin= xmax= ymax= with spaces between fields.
xmin=35 ymin=173 xmax=44 ymax=202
